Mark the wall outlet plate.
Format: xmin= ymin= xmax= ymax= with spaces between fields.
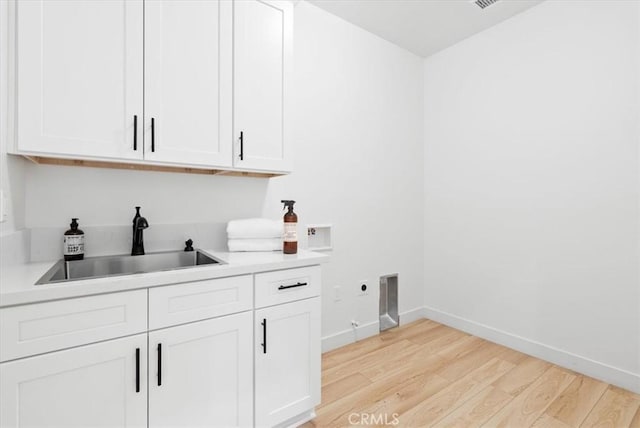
xmin=358 ymin=280 xmax=369 ymax=296
xmin=333 ymin=285 xmax=341 ymax=302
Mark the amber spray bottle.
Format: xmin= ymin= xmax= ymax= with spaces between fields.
xmin=281 ymin=200 xmax=297 ymax=254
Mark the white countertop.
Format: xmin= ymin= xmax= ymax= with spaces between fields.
xmin=0 ymin=250 xmax=329 ymax=308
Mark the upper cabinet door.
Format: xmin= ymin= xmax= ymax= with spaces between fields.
xmin=16 ymin=0 xmax=143 ymax=160
xmin=234 ymin=0 xmax=293 ymax=172
xmin=144 ymin=0 xmax=233 ymax=167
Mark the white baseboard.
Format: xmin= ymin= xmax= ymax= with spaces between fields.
xmin=399 ymin=307 xmax=428 ymax=325
xmin=321 ymin=320 xmax=379 ymax=353
xmin=321 ymin=306 xmax=426 ymax=353
xmin=423 ymin=306 xmax=640 ymax=394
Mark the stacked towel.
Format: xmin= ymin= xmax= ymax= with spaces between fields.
xmin=227 ymin=218 xmax=283 ymax=252
xmin=228 ymin=238 xmax=282 ymax=252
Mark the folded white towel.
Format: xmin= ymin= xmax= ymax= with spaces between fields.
xmin=227 ymin=218 xmax=283 ymax=239
xmin=228 ymin=238 xmax=282 ymax=252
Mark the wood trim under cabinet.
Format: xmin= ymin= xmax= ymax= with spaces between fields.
xmin=21 ymin=155 xmax=285 ymax=178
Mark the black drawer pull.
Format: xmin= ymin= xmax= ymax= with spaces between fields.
xmin=278 ymin=282 xmax=308 ymax=290
xmin=151 ymin=118 xmax=156 ymax=152
xmin=261 ymin=319 xmax=267 ymax=354
xmin=133 ymin=115 xmax=138 ymax=151
xmin=157 ymin=343 xmax=162 ymax=386
xmin=239 ymin=131 xmax=244 ymax=160
xmin=135 ymin=348 xmax=140 ymax=393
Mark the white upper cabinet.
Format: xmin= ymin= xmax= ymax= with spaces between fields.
xmin=16 ymin=0 xmax=144 ymax=160
xmin=144 ymin=0 xmax=233 ymax=167
xmin=234 ymin=0 xmax=293 ymax=172
xmin=12 ymin=0 xmax=293 ymax=174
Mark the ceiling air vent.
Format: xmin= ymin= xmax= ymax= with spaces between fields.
xmin=472 ymin=0 xmax=500 ymax=9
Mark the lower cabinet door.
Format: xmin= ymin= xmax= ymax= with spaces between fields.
xmin=0 ymin=334 xmax=147 ymax=427
xmin=148 ymin=311 xmax=253 ymax=427
xmin=255 ymin=297 xmax=321 ymax=427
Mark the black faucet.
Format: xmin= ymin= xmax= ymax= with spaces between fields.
xmin=131 ymin=206 xmax=149 ymax=256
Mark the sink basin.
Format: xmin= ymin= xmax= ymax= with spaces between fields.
xmin=36 ymin=250 xmax=223 ymax=285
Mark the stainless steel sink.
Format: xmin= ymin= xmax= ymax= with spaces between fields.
xmin=36 ymin=250 xmax=224 ymax=285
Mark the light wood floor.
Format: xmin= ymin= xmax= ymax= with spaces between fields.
xmin=302 ymin=319 xmax=640 ymax=428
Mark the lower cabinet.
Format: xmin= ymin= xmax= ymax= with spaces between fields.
xmin=0 ymin=265 xmax=323 ymax=428
xmin=0 ymin=334 xmax=148 ymax=427
xmin=148 ymin=311 xmax=253 ymax=428
xmin=255 ymin=297 xmax=321 ymax=427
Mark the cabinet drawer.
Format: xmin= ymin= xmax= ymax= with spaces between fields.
xmin=0 ymin=290 xmax=147 ymax=362
xmin=254 ymin=266 xmax=321 ymax=308
xmin=149 ymin=275 xmax=253 ymax=329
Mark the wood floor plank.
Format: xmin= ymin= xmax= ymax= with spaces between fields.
xmin=545 ymin=375 xmax=609 ymax=427
xmin=580 ymin=386 xmax=640 ymax=428
xmin=322 ymin=337 xmax=389 ymax=371
xmin=414 ymin=328 xmax=471 ymax=354
xmin=306 ymin=320 xmax=640 ymax=428
xmin=360 ymin=347 xmax=447 ymax=383
xmin=436 ymin=335 xmax=486 ymax=360
xmin=532 ymin=413 xmax=572 ymax=428
xmin=630 ymin=405 xmax=640 ymax=428
xmin=322 ymin=340 xmax=420 ymax=385
xmin=407 ymin=324 xmax=470 ymax=347
xmin=398 ymin=357 xmax=515 ymax=426
xmin=432 ymin=385 xmax=513 ymax=428
xmin=495 ymin=347 xmax=528 ymax=365
xmin=356 ymin=374 xmax=452 ymax=426
xmin=484 ymin=366 xmax=575 ymax=427
xmin=492 ymin=356 xmax=551 ymax=397
xmin=322 ymin=372 xmax=372 ymax=406
xmin=435 ymin=340 xmax=507 ymax=382
xmin=313 ymin=370 xmax=449 ymax=427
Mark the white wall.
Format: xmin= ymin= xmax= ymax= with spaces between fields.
xmin=265 ymin=1 xmax=424 ymax=347
xmin=0 ymin=0 xmax=29 ymax=267
xmin=0 ymin=0 xmax=26 ymax=237
xmin=423 ymin=0 xmax=640 ymax=392
xmin=9 ymin=1 xmax=425 ymax=348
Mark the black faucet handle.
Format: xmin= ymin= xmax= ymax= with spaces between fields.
xmin=184 ymin=239 xmax=194 ymax=252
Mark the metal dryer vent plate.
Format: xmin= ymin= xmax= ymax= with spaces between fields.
xmin=472 ymin=0 xmax=500 ymax=9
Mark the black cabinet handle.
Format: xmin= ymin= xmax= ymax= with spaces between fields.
xmin=261 ymin=319 xmax=267 ymax=354
xmin=278 ymin=282 xmax=308 ymax=290
xmin=133 ymin=115 xmax=138 ymax=151
xmin=239 ymin=131 xmax=244 ymax=160
xmin=157 ymin=343 xmax=162 ymax=386
xmin=151 ymin=118 xmax=156 ymax=152
xmin=135 ymin=348 xmax=140 ymax=393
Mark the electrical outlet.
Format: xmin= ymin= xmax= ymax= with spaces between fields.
xmin=358 ymin=280 xmax=369 ymax=296
xmin=333 ymin=285 xmax=341 ymax=302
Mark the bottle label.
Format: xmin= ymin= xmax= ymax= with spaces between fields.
xmin=64 ymin=235 xmax=85 ymax=256
xmin=283 ymin=222 xmax=297 ymax=243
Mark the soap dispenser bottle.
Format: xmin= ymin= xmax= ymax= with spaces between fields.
xmin=281 ymin=200 xmax=297 ymax=254
xmin=63 ymin=218 xmax=85 ymax=261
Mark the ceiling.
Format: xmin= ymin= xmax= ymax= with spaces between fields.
xmin=307 ymin=0 xmax=546 ymax=57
